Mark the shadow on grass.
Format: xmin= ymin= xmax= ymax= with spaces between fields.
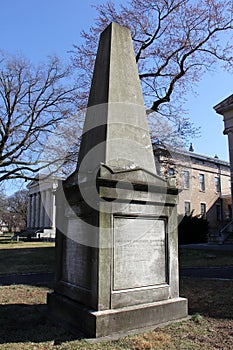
xmin=180 ymin=277 xmax=233 ymax=319
xmin=0 ymin=303 xmax=81 ymax=345
xmin=0 ymin=278 xmax=232 ymax=346
xmin=0 ymin=246 xmax=55 ymax=276
xmin=0 ymin=273 xmax=55 ymax=288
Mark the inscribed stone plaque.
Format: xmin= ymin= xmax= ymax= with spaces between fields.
xmin=61 ymin=218 xmax=91 ymax=290
xmin=113 ymin=216 xmax=167 ymax=290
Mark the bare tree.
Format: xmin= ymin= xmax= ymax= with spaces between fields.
xmin=72 ymin=0 xmax=233 ymax=143
xmin=8 ymin=190 xmax=28 ymax=228
xmin=0 ymin=53 xmax=81 ymax=182
xmin=0 ymin=189 xmax=28 ymax=231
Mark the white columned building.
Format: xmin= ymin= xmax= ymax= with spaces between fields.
xmin=27 ymin=176 xmax=61 ymax=239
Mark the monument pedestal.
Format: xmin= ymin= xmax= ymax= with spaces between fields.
xmin=47 ymin=166 xmax=188 ymax=337
xmin=48 ymin=293 xmax=187 ymax=338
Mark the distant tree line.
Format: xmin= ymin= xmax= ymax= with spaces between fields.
xmin=0 ymin=189 xmax=28 ymax=232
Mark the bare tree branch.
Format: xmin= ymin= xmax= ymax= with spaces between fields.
xmin=0 ymin=54 xmax=80 ymax=182
xmin=71 ymin=0 xmax=233 ymax=144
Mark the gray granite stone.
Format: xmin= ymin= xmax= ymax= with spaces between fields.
xmin=47 ymin=22 xmax=188 ymax=338
xmin=76 ymin=22 xmax=156 ymax=177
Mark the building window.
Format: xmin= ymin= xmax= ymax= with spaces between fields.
xmin=183 ymin=171 xmax=190 ymax=189
xmin=201 ymin=203 xmax=206 ymax=218
xmin=216 ymin=204 xmax=222 ymax=221
xmin=199 ymin=174 xmax=205 ymax=192
xmin=168 ymin=167 xmax=175 ymax=176
xmin=215 ymin=177 xmax=220 ymax=192
xmin=185 ymin=201 xmax=191 ymax=216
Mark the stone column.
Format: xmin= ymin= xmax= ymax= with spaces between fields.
xmin=39 ymin=191 xmax=45 ymax=228
xmin=44 ymin=191 xmax=48 ymax=228
xmin=44 ymin=190 xmax=51 ymax=227
xmin=31 ymin=194 xmax=36 ymax=228
xmin=214 ymin=95 xmax=233 ymax=218
xmin=35 ymin=193 xmax=40 ymax=228
xmin=48 ymin=190 xmax=52 ymax=226
xmin=27 ymin=195 xmax=32 ymax=228
xmin=51 ymin=191 xmax=56 ymax=229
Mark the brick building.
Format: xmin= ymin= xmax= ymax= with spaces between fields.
xmin=153 ymin=143 xmax=232 ymax=243
xmin=26 ymin=145 xmax=232 ymax=243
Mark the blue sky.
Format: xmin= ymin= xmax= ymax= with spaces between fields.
xmin=185 ymin=71 xmax=231 ymax=161
xmin=0 ymin=0 xmax=231 ymax=163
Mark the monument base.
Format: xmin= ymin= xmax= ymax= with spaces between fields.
xmin=47 ymin=292 xmax=188 ymax=338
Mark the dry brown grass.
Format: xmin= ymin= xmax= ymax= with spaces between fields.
xmin=0 ymin=243 xmax=232 ymax=348
xmin=0 ymin=278 xmax=232 ymax=349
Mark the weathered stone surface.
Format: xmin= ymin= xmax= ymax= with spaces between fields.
xmin=47 ymin=21 xmax=188 ymax=338
xmin=47 ymin=292 xmax=188 ymax=338
xmin=113 ymin=217 xmax=166 ymax=290
xmin=77 ymin=22 xmax=156 ymax=177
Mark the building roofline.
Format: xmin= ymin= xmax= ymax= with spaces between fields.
xmin=153 ymin=143 xmax=229 ymax=166
xmin=214 ymin=94 xmax=233 ymax=115
xmin=26 ymin=173 xmax=65 ymax=189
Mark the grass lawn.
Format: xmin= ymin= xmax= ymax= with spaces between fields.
xmin=0 ymin=242 xmax=232 ymax=348
xmin=0 ymin=241 xmax=232 ymax=275
xmin=0 ymin=278 xmax=232 ymax=349
xmin=0 ymin=242 xmax=55 ymax=275
xmin=179 ymin=248 xmax=233 ymax=268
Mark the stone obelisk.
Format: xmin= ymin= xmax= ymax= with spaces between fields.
xmin=47 ymin=22 xmax=188 ymax=338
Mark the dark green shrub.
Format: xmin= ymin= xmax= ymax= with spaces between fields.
xmin=178 ymin=212 xmax=208 ymax=244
